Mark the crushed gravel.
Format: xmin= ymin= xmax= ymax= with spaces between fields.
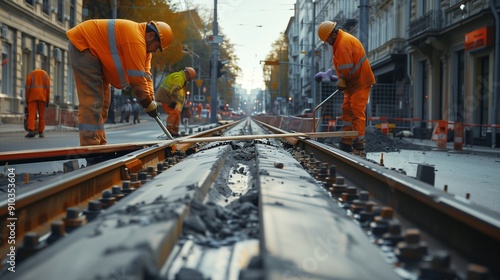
xmin=324 ymin=127 xmax=432 ymax=153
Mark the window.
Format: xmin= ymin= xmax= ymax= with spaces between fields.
xmin=70 ymin=0 xmax=76 ymax=27
xmin=25 ymin=0 xmax=34 ymax=6
xmin=1 ymin=44 xmax=13 ymax=96
xmin=57 ymin=0 xmax=64 ymax=22
xmin=42 ymin=0 xmax=50 ymax=15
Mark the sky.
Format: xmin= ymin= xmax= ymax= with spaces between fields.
xmin=177 ymin=0 xmax=296 ymax=93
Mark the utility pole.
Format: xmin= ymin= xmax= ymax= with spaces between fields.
xmin=209 ymin=0 xmax=219 ymax=123
xmin=359 ymin=0 xmax=369 ymax=51
xmin=311 ymin=0 xmax=316 ymax=109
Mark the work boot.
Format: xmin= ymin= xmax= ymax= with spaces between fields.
xmin=39 ymin=132 xmax=44 ymax=138
xmin=352 ymin=139 xmax=366 ymax=157
xmin=25 ymin=131 xmax=36 ymax=138
xmin=338 ymin=141 xmax=353 ymax=153
xmin=352 ymin=139 xmax=366 ymax=151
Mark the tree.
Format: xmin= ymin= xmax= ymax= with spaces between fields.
xmin=263 ymin=33 xmax=289 ymax=109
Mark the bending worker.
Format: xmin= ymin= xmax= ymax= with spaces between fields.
xmin=155 ymin=67 xmax=196 ymax=137
xmin=25 ymin=68 xmax=50 ymax=138
xmin=317 ymin=21 xmax=375 ymax=156
xmin=66 ymin=19 xmax=173 ymax=146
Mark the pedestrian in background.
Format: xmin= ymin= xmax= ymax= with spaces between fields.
xmin=120 ymin=99 xmax=132 ymax=123
xmin=132 ymin=98 xmax=141 ymax=124
xmin=317 ymin=21 xmax=375 ymax=156
xmin=66 ymin=19 xmax=173 ymax=146
xmin=155 ymin=67 xmax=196 ymax=137
xmin=25 ymin=68 xmax=50 ymax=138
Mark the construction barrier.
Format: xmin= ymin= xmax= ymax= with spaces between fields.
xmin=381 ymin=122 xmax=389 ymax=136
xmin=453 ymin=122 xmax=464 ymax=151
xmin=327 ymin=119 xmax=336 ymax=132
xmin=436 ymin=120 xmax=448 ymax=150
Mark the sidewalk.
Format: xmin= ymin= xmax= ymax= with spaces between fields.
xmin=0 ymin=121 xmax=132 ymax=135
xmin=400 ymin=137 xmax=500 ymax=155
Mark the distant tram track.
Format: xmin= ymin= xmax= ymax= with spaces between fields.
xmin=0 ymin=118 xmax=498 ymax=279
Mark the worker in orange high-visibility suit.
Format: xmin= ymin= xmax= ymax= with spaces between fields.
xmin=317 ymin=21 xmax=375 ymax=156
xmin=25 ymin=69 xmax=50 ymax=138
xmin=66 ymin=19 xmax=173 ymax=146
xmin=155 ymin=67 xmax=197 ymax=137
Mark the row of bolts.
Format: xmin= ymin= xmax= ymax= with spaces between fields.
xmin=292 ymin=148 xmax=490 ymax=280
xmin=10 ymin=155 xmax=186 ymax=266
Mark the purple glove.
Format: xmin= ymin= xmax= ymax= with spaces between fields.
xmin=314 ymin=69 xmax=338 ymax=82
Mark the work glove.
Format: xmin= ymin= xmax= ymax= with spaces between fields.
xmin=145 ymin=100 xmax=159 ymax=118
xmin=169 ymin=101 xmax=177 ymax=110
xmin=336 ymin=79 xmax=347 ymax=91
xmin=314 ymin=69 xmax=338 ymax=83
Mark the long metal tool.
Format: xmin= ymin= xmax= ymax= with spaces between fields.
xmin=154 ymin=116 xmax=174 ymax=140
xmin=313 ymin=89 xmax=340 ymax=132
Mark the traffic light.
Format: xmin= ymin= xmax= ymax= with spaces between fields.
xmin=217 ymin=59 xmax=229 ymax=78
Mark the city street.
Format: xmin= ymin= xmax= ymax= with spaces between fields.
xmin=1 ymin=119 xmax=499 ymax=215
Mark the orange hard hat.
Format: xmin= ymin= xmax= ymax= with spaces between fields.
xmin=149 ymin=21 xmax=173 ymax=52
xmin=318 ymin=21 xmax=337 ymax=43
xmin=184 ymin=67 xmax=197 ymax=81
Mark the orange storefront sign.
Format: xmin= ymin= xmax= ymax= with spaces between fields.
xmin=464 ymin=26 xmax=494 ymax=51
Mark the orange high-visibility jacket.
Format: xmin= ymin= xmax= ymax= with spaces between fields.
xmin=25 ymin=69 xmax=50 ymax=103
xmin=66 ymin=19 xmax=154 ymax=103
xmin=331 ymin=29 xmax=375 ymax=92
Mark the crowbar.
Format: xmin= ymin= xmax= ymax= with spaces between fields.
xmin=154 ymin=116 xmax=174 ymax=140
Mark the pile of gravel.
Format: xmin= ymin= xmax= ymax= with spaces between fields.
xmin=324 ymin=127 xmax=432 ymax=153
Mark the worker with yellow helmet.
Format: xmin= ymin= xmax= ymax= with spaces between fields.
xmin=317 ymin=21 xmax=375 ymax=156
xmin=155 ymin=67 xmax=197 ymax=137
xmin=67 ymin=19 xmax=173 ymax=146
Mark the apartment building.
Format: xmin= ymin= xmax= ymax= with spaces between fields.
xmin=0 ymin=0 xmax=83 ymax=124
xmin=286 ymin=0 xmax=499 ymax=147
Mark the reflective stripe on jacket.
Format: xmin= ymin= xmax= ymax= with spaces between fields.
xmin=25 ymin=69 xmax=50 ymax=102
xmin=66 ymin=19 xmax=154 ymax=100
xmin=331 ymin=29 xmax=375 ymax=92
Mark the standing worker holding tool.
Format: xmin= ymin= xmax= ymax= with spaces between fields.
xmin=317 ymin=20 xmax=375 ymax=156
xmin=155 ymin=67 xmax=197 ymax=137
xmin=24 ymin=68 xmax=50 ymax=138
xmin=66 ymin=19 xmax=173 ymax=146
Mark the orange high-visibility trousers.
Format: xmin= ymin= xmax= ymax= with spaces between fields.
xmin=341 ymin=86 xmax=371 ymax=144
xmin=69 ymin=43 xmax=110 ymax=146
xmin=162 ymin=103 xmax=181 ymax=134
xmin=27 ymin=101 xmax=46 ymax=133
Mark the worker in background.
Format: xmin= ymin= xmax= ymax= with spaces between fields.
xmin=155 ymin=67 xmax=196 ymax=137
xmin=317 ymin=21 xmax=375 ymax=156
xmin=120 ymin=99 xmax=132 ymax=123
xmin=66 ymin=19 xmax=173 ymax=146
xmin=132 ymin=98 xmax=141 ymax=124
xmin=25 ymin=68 xmax=50 ymax=138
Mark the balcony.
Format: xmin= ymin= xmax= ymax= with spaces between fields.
xmin=408 ymin=10 xmax=443 ymax=44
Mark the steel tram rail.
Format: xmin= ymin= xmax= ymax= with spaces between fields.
xmin=0 ymin=117 xmax=498 ymax=279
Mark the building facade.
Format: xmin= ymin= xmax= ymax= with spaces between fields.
xmin=286 ymin=0 xmax=500 ymax=147
xmin=0 ymin=0 xmax=83 ymax=124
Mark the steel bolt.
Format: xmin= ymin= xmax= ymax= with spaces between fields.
xmin=100 ymin=190 xmax=116 ymax=209
xmin=63 ymin=207 xmax=86 ymax=233
xmin=47 ymin=221 xmax=66 ymax=244
xmin=121 ymin=180 xmax=136 ymax=194
xmin=111 ymin=185 xmax=126 ymax=201
xmin=395 ymin=228 xmax=428 ymax=261
xmin=83 ymin=200 xmax=102 ymax=222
